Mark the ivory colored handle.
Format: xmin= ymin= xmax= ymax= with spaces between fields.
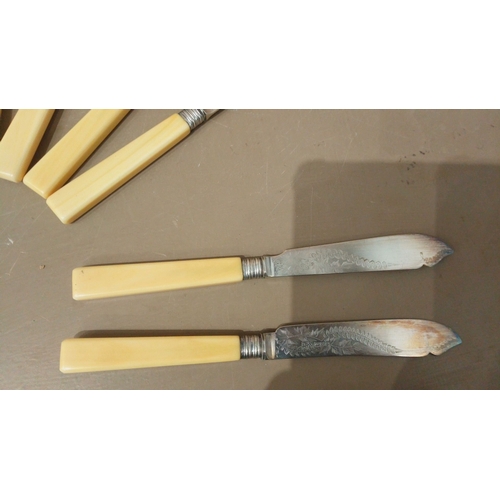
xmin=72 ymin=257 xmax=244 ymax=300
xmin=60 ymin=336 xmax=241 ymax=373
xmin=23 ymin=109 xmax=130 ymax=198
xmin=46 ymin=113 xmax=191 ymax=223
xmin=0 ymin=109 xmax=54 ymax=182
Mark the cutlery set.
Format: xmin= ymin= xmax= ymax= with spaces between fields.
xmin=0 ymin=109 xmax=461 ymax=376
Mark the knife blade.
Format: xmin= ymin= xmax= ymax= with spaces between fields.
xmin=23 ymin=109 xmax=130 ymax=198
xmin=59 ymin=319 xmax=462 ymax=373
xmin=46 ymin=109 xmax=219 ymax=224
xmin=0 ymin=109 xmax=55 ymax=182
xmin=72 ymin=234 xmax=452 ymax=300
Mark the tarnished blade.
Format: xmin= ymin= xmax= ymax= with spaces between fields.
xmin=266 ymin=234 xmax=453 ymax=277
xmin=59 ymin=319 xmax=461 ymax=373
xmin=270 ymin=319 xmax=462 ymax=359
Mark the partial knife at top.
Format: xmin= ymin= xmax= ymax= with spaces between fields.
xmin=72 ymin=234 xmax=453 ymax=300
xmin=24 ymin=110 xmax=130 ymax=198
xmin=46 ymin=109 xmax=219 ymax=224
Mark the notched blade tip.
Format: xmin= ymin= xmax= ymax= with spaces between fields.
xmin=430 ymin=328 xmax=462 ymax=356
xmin=423 ymin=239 xmax=454 ymax=267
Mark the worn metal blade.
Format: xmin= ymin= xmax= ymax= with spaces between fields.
xmin=266 ymin=234 xmax=452 ymax=277
xmin=267 ymin=320 xmax=461 ymax=359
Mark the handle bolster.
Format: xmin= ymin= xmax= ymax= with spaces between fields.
xmin=178 ymin=109 xmax=207 ymax=130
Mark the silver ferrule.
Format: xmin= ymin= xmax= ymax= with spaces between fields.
xmin=178 ymin=109 xmax=207 ymax=130
xmin=240 ymin=335 xmax=262 ymax=359
xmin=240 ymin=333 xmax=276 ymax=360
xmin=241 ymin=256 xmax=270 ymax=280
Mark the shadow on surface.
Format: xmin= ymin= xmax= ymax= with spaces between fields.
xmin=267 ymin=161 xmax=500 ymax=389
xmin=0 ymin=109 xmax=13 ymax=139
xmin=394 ymin=164 xmax=500 ymax=388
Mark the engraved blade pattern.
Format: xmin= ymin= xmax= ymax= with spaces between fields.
xmin=273 ymin=320 xmax=462 ymax=359
xmin=267 ymin=234 xmax=453 ymax=277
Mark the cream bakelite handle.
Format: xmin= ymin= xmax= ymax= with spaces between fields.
xmin=46 ymin=113 xmax=191 ymax=223
xmin=72 ymin=257 xmax=244 ymax=300
xmin=60 ymin=336 xmax=241 ymax=373
xmin=23 ymin=109 xmax=130 ymax=198
xmin=0 ymin=109 xmax=54 ymax=182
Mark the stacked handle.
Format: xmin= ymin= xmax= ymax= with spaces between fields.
xmin=46 ymin=112 xmax=191 ymax=223
xmin=23 ymin=109 xmax=130 ymax=198
xmin=0 ymin=110 xmax=54 ymax=182
xmin=2 ymin=109 xmax=214 ymax=222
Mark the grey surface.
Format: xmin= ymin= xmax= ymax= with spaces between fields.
xmin=1 ymin=109 xmax=499 ymax=389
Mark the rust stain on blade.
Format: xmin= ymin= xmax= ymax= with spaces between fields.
xmin=360 ymin=319 xmax=462 ymax=356
xmin=422 ymin=247 xmax=454 ymax=267
xmin=420 ymin=236 xmax=454 ymax=267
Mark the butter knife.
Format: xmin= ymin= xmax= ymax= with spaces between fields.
xmin=59 ymin=319 xmax=462 ymax=373
xmin=72 ymin=234 xmax=453 ymax=300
